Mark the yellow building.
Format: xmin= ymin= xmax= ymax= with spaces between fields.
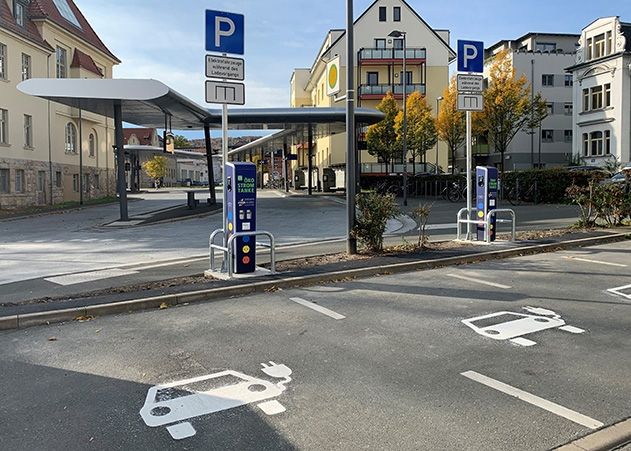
xmin=0 ymin=0 xmax=119 ymax=208
xmin=290 ymin=0 xmax=455 ymax=190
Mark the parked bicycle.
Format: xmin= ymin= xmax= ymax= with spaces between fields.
xmin=505 ymin=180 xmax=538 ymax=205
xmin=441 ymin=179 xmax=468 ymax=203
xmin=375 ymin=181 xmax=403 ymax=197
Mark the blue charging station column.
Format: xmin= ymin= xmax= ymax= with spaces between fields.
xmin=476 ymin=166 xmax=499 ymax=241
xmin=225 ymin=162 xmax=257 ymax=273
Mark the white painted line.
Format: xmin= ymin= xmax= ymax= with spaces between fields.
xmin=559 ymin=325 xmax=585 ymax=334
xmin=132 ymin=257 xmax=207 ymax=271
xmin=166 ymin=422 xmax=196 ymax=440
xmin=258 ymin=400 xmax=286 ymax=415
xmin=461 ymin=371 xmax=604 ymax=430
xmin=510 ymin=337 xmax=537 ymax=347
xmin=290 ymin=297 xmax=346 ymax=320
xmin=447 ymin=273 xmax=511 ymax=289
xmin=564 ymin=256 xmax=627 ymax=268
xmin=45 ymin=268 xmax=139 ymax=286
xmin=607 ymin=284 xmax=631 ymax=300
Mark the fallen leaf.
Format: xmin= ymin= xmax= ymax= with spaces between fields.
xmin=74 ymin=315 xmax=95 ymax=322
xmin=48 ymin=337 xmax=58 ymax=342
xmin=159 ymin=303 xmax=169 ymax=310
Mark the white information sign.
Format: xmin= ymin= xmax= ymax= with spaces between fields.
xmin=206 ymin=80 xmax=245 ymax=105
xmin=206 ymin=55 xmax=244 ymax=81
xmin=457 ymin=93 xmax=484 ymax=111
xmin=457 ymin=74 xmax=483 ymax=93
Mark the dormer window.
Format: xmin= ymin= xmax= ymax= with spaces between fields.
xmin=14 ymin=1 xmax=25 ymax=27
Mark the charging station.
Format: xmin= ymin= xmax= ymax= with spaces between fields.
xmin=225 ymin=162 xmax=257 ymax=274
xmin=475 ymin=166 xmax=499 ymax=242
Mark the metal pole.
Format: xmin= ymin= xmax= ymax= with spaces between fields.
xmin=402 ymin=32 xmax=408 ymax=207
xmin=78 ymin=107 xmax=83 ymax=205
xmin=204 ymin=124 xmax=216 ymax=204
xmin=283 ymin=137 xmax=289 ymax=193
xmin=435 ymin=97 xmax=442 ymax=175
xmin=530 ymin=58 xmax=535 ymax=168
xmin=346 ymin=0 xmax=357 ymax=254
xmin=307 ymin=124 xmax=313 ymax=195
xmin=466 ymin=110 xmax=472 ymax=239
xmin=222 ymin=102 xmax=228 ymax=250
xmin=113 ymin=102 xmax=128 ymax=221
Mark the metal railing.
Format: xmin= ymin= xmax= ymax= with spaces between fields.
xmin=209 ymin=228 xmax=276 ymax=278
xmin=457 ymin=208 xmax=516 ymax=243
xmin=359 ymin=48 xmax=426 ymax=60
xmin=359 ymin=83 xmax=426 ymax=97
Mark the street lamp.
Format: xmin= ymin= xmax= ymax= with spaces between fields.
xmin=435 ymin=96 xmax=443 ymax=175
xmin=389 ymin=30 xmax=408 ymax=206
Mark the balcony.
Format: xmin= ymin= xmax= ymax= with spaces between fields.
xmin=359 ymin=83 xmax=426 ymax=100
xmin=358 ymin=48 xmax=426 ymax=64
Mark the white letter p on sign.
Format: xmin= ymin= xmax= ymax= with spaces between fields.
xmin=463 ymin=44 xmax=478 ymax=70
xmin=215 ymin=16 xmax=235 ymax=47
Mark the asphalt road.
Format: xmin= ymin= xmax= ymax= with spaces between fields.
xmin=1 ymin=240 xmax=629 ymax=450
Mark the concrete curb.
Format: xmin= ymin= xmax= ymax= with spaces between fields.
xmin=554 ymin=417 xmax=631 ymax=451
xmin=0 ymin=232 xmax=628 ymax=332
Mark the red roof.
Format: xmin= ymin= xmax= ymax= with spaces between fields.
xmin=124 ymin=128 xmax=157 ymax=146
xmin=71 ymin=48 xmax=103 ymax=76
xmin=0 ymin=0 xmax=53 ymax=51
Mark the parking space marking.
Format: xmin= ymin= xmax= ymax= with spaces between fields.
xmin=564 ymin=256 xmax=627 ymax=268
xmin=45 ymin=268 xmax=139 ymax=286
xmin=290 ymin=297 xmax=346 ymax=320
xmin=447 ymin=273 xmax=511 ymax=289
xmin=461 ymin=371 xmax=604 ymax=430
xmin=510 ymin=337 xmax=537 ymax=347
xmin=607 ymin=284 xmax=631 ymax=300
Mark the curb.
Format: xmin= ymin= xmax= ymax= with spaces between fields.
xmin=0 ymin=232 xmax=628 ymax=332
xmin=554 ymin=417 xmax=631 ymax=451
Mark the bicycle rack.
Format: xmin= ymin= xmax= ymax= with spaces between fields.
xmin=209 ymin=229 xmax=277 ymax=278
xmin=457 ymin=208 xmax=516 ymax=243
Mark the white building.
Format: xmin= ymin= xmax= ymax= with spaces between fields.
xmin=567 ymin=17 xmax=631 ymax=167
xmin=482 ymin=33 xmax=579 ymax=170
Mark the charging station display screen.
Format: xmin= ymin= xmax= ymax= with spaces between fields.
xmin=225 ymin=162 xmax=257 ymax=273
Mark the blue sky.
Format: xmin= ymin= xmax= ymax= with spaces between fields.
xmin=79 ymin=0 xmax=631 ymax=137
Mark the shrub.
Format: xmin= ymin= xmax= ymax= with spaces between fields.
xmin=566 ymin=182 xmax=631 ymax=227
xmin=353 ymin=192 xmax=399 ymax=252
xmin=412 ymin=203 xmax=433 ymax=248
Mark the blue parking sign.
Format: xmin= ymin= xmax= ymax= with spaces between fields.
xmin=458 ymin=40 xmax=484 ymax=73
xmin=206 ymin=10 xmax=244 ymax=55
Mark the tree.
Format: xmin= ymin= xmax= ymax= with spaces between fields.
xmin=173 ymin=135 xmax=191 ymax=149
xmin=475 ymin=49 xmax=548 ymax=174
xmin=143 ymin=155 xmax=168 ymax=188
xmin=394 ymin=91 xmax=437 ymax=175
xmin=436 ymin=77 xmax=466 ymax=174
xmin=366 ymin=92 xmax=400 ymax=171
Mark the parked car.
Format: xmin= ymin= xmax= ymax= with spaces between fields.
xmin=600 ymin=171 xmax=626 ymax=185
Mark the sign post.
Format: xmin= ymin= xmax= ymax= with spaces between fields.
xmin=457 ymin=40 xmax=484 ymax=240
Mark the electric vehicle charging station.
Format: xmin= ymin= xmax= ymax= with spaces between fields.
xmin=475 ymin=166 xmax=499 ymax=242
xmin=225 ymin=162 xmax=257 ymax=274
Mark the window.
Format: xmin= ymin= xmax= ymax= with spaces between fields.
xmin=56 ymin=46 xmax=67 ymax=78
xmin=590 ymin=131 xmax=603 ymax=156
xmin=535 ymin=42 xmax=557 ymax=52
xmin=0 ymin=43 xmax=6 ymax=80
xmin=586 ymin=38 xmax=593 ymax=60
xmin=0 ymin=108 xmax=7 ymax=144
xmin=583 ymin=88 xmax=589 ymax=112
xmin=593 ymin=34 xmax=605 ymax=59
xmin=14 ymin=2 xmax=25 ymax=27
xmin=564 ymin=103 xmax=573 ymax=115
xmin=605 ymin=130 xmax=611 ymax=154
xmin=591 ymin=86 xmax=603 ymax=110
xmin=542 ymin=74 xmax=554 ymax=87
xmin=65 ymin=122 xmax=77 ymax=153
xmin=564 ymin=74 xmax=573 ymax=87
xmin=393 ymin=38 xmax=404 ymax=50
xmin=546 ymin=103 xmax=554 ymax=116
xmin=55 ymin=171 xmax=62 ymax=188
xmin=606 ymin=31 xmax=613 ymax=55
xmin=399 ymin=71 xmax=412 ymax=85
xmin=367 ymin=72 xmax=379 ymax=86
xmin=542 ymin=129 xmax=554 ymax=143
xmin=0 ymin=168 xmax=8 ymax=193
xmin=52 ymin=0 xmax=82 ymax=29
xmin=582 ymin=133 xmax=589 ymax=156
xmin=89 ymin=132 xmax=96 ymax=157
xmin=604 ymin=83 xmax=611 ymax=107
xmin=393 ymin=6 xmax=401 ymax=22
xmin=72 ymin=174 xmax=79 ymax=192
xmin=21 ymin=53 xmax=31 ymax=80
xmin=379 ymin=6 xmax=386 ymax=21
xmin=24 ymin=114 xmax=32 ymax=148
xmin=15 ymin=169 xmax=24 ymax=193
xmin=83 ymin=174 xmax=89 ymax=192
xmin=37 ymin=171 xmax=46 ymax=191
xmin=374 ymin=38 xmax=386 ymax=49
xmin=94 ymin=173 xmax=99 ymax=189
xmin=564 ymin=130 xmax=573 ymax=143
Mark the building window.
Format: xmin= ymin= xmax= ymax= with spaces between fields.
xmin=378 ymin=6 xmax=386 ymax=21
xmin=586 ymin=38 xmax=593 ymax=60
xmin=374 ymin=38 xmax=386 ymax=49
xmin=24 ymin=114 xmax=32 ymax=148
xmin=393 ymin=38 xmax=404 ymax=50
xmin=0 ymin=43 xmax=6 ymax=80
xmin=582 ymin=133 xmax=589 ymax=156
xmin=546 ymin=103 xmax=554 ymax=116
xmin=14 ymin=2 xmax=25 ymax=27
xmin=55 ymin=171 xmax=62 ymax=188
xmin=0 ymin=108 xmax=7 ymax=144
xmin=535 ymin=42 xmax=557 ymax=52
xmin=564 ymin=130 xmax=573 ymax=143
xmin=65 ymin=122 xmax=77 ymax=153
xmin=15 ymin=169 xmax=24 ymax=193
xmin=564 ymin=103 xmax=573 ymax=115
xmin=606 ymin=31 xmax=613 ymax=55
xmin=590 ymin=131 xmax=603 ymax=156
xmin=605 ymin=130 xmax=611 ymax=154
xmin=583 ymin=88 xmax=589 ymax=112
xmin=83 ymin=174 xmax=89 ymax=192
xmin=72 ymin=174 xmax=79 ymax=192
xmin=94 ymin=173 xmax=99 ymax=189
xmin=37 ymin=171 xmax=46 ymax=191
xmin=542 ymin=74 xmax=554 ymax=87
xmin=89 ymin=132 xmax=96 ymax=157
xmin=542 ymin=129 xmax=554 ymax=143
xmin=0 ymin=168 xmax=8 ymax=193
xmin=604 ymin=83 xmax=611 ymax=107
xmin=564 ymin=74 xmax=573 ymax=87
xmin=21 ymin=53 xmax=31 ymax=80
xmin=393 ymin=6 xmax=401 ymax=22
xmin=56 ymin=46 xmax=67 ymax=78
xmin=367 ymin=72 xmax=379 ymax=85
xmin=591 ymin=86 xmax=603 ymax=110
xmin=593 ymin=34 xmax=605 ymax=59
xmin=399 ymin=71 xmax=412 ymax=85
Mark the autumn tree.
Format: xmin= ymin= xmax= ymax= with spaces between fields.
xmin=475 ymin=49 xmax=548 ymax=174
xmin=436 ymin=77 xmax=466 ymax=174
xmin=367 ymin=92 xmax=400 ymax=171
xmin=394 ymin=91 xmax=437 ymax=175
xmin=143 ymin=155 xmax=168 ymax=189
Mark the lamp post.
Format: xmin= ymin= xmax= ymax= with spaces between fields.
xmin=389 ymin=30 xmax=408 ymax=206
xmin=435 ymin=96 xmax=443 ymax=174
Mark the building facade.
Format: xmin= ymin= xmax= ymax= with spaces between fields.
xmin=290 ymin=0 xmax=455 ymax=189
xmin=567 ymin=17 xmax=631 ymax=167
xmin=479 ymin=33 xmax=579 ymax=171
xmin=123 ymin=128 xmax=177 ymax=190
xmin=0 ymin=0 xmax=119 ymax=208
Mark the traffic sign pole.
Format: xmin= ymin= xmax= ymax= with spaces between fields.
xmin=466 ymin=110 xmax=472 ymax=240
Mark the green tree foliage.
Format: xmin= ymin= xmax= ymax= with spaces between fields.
xmin=367 ymin=92 xmax=400 ymax=170
xmin=394 ymin=91 xmax=437 ymax=174
xmin=352 ymin=192 xmax=399 ymax=252
xmin=173 ymin=135 xmax=191 ymax=149
xmin=436 ymin=77 xmax=466 ymax=174
xmin=142 ymin=155 xmax=168 ymax=188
